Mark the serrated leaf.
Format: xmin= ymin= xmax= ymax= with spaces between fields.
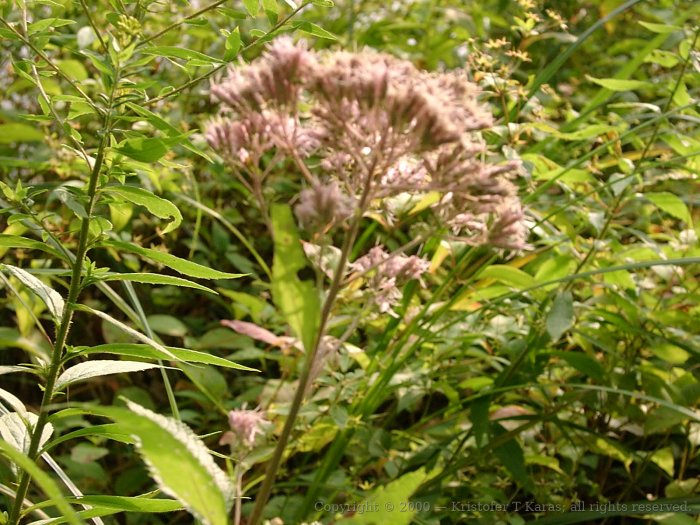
xmin=103 ymin=240 xmax=245 ymax=280
xmin=2 ymin=264 xmax=64 ymax=320
xmin=586 ymin=76 xmax=651 ymax=91
xmin=546 ymin=291 xmax=574 ymax=341
xmin=76 ymin=343 xmax=257 ymax=371
xmin=71 ymin=494 xmax=184 ymax=512
xmin=55 ymin=360 xmax=163 ymax=390
xmin=270 ymin=205 xmax=320 ymax=352
xmin=95 ymin=401 xmax=233 ymax=525
xmin=646 ymin=192 xmax=692 ymax=224
xmin=99 ymin=273 xmax=216 ymax=293
xmin=104 ymin=186 xmax=182 ymax=233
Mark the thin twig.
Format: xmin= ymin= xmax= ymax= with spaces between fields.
xmin=144 ymin=2 xmax=309 ymax=107
xmin=137 ymin=0 xmax=229 ymax=48
xmin=78 ymin=0 xmax=107 ymax=51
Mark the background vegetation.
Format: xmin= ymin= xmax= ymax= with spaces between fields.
xmin=0 ymin=0 xmax=699 ymax=524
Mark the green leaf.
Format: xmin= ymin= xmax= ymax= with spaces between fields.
xmin=70 ymin=494 xmax=184 ymax=513
xmin=123 ymin=103 xmax=212 ymax=162
xmin=55 ymin=360 xmax=163 ymax=391
xmin=336 ymin=469 xmax=430 ymax=525
xmin=243 ymin=0 xmax=260 ymax=16
xmin=291 ymin=21 xmax=338 ymax=40
xmin=550 ymin=351 xmax=604 ymax=381
xmin=103 ymin=240 xmax=245 ymax=280
xmin=0 ymin=441 xmax=84 ymax=525
xmin=649 ymin=447 xmax=675 ymax=476
xmin=76 ymin=304 xmax=180 ymax=362
xmin=650 ymin=342 xmax=689 ymax=365
xmin=0 ymin=234 xmax=66 ymax=260
xmin=0 ymin=123 xmax=44 ymax=143
xmin=146 ymin=314 xmax=188 ymax=337
xmin=224 ymin=27 xmax=241 ymax=61
xmin=639 ymin=21 xmax=682 ymax=33
xmin=76 ymin=343 xmax=257 ymax=371
xmin=646 ymin=192 xmax=692 ymax=224
xmin=270 ymin=204 xmax=320 ymax=352
xmin=27 ymin=18 xmax=75 ymax=34
xmin=2 ymin=264 xmax=65 ymax=320
xmin=95 ymin=401 xmax=233 ymax=525
xmin=586 ymin=76 xmax=651 ymax=91
xmin=114 ymin=137 xmax=178 ymax=163
xmin=479 ymin=265 xmax=536 ymax=289
xmin=99 ymin=273 xmax=216 ymax=294
xmin=546 ymin=291 xmax=574 ymax=341
xmin=104 ymin=186 xmax=182 ymax=234
xmin=493 ymin=426 xmax=534 ymax=492
xmin=141 ymin=46 xmax=222 ymax=64
xmin=43 ymin=424 xmax=135 ymax=453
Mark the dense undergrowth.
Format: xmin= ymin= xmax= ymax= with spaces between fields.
xmin=0 ymin=0 xmax=699 ymax=524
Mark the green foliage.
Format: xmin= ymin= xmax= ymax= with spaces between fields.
xmin=0 ymin=0 xmax=699 ymax=523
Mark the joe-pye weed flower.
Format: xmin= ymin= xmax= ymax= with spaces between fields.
xmin=207 ymin=36 xmax=529 ymax=525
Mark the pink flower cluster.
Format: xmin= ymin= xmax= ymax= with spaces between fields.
xmin=206 ymin=36 xmax=528 ymax=250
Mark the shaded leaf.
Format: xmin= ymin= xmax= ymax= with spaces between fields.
xmin=546 ymin=291 xmax=574 ymax=341
xmin=55 ymin=360 xmax=163 ymax=391
xmin=76 ymin=343 xmax=257 ymax=371
xmin=104 ymin=186 xmax=182 ymax=234
xmin=103 ymin=240 xmax=245 ymax=280
xmin=2 ymin=264 xmax=64 ymax=320
xmin=270 ymin=205 xmax=320 ymax=352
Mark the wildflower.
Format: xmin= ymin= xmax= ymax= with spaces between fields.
xmin=206 ymin=36 xmax=529 ymax=251
xmin=294 ymin=182 xmax=356 ymax=232
xmin=210 ymin=36 xmax=314 ymax=110
xmin=219 ymin=408 xmax=269 ymax=449
xmin=353 ymin=247 xmax=430 ymax=315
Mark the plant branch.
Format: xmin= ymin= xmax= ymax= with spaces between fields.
xmin=137 ymin=0 xmax=229 ymax=48
xmin=144 ymin=2 xmax=309 ymax=107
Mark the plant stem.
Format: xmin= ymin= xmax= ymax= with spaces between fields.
xmin=7 ymin=134 xmax=108 ymax=525
xmin=248 ymin=150 xmax=379 ymax=525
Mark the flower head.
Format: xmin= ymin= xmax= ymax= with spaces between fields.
xmin=219 ymin=408 xmax=269 ymax=449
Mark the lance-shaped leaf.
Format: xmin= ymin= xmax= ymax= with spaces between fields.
xmin=95 ymin=401 xmax=233 ymax=525
xmin=103 ymin=186 xmax=183 ymax=234
xmin=102 ymin=240 xmax=245 ymax=280
xmin=0 ymin=441 xmax=83 ymax=525
xmin=55 ymin=360 xmax=164 ymax=391
xmin=99 ymin=273 xmax=216 ymax=294
xmin=76 ymin=343 xmax=257 ymax=371
xmin=2 ymin=264 xmax=65 ymax=320
xmin=270 ymin=205 xmax=320 ymax=352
